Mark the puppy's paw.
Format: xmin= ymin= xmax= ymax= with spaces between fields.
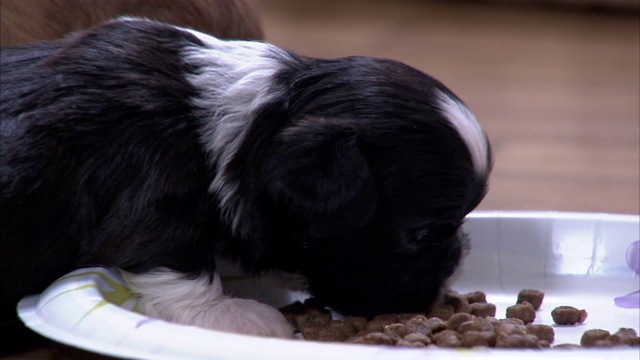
xmin=123 ymin=268 xmax=293 ymax=338
xmin=194 ymin=297 xmax=294 ymax=338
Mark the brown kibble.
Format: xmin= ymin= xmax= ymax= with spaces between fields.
xmin=506 ymin=302 xmax=536 ymax=324
xmin=592 ymin=339 xmax=616 ymax=348
xmin=458 ymin=317 xmax=495 ymax=334
xmin=608 ymin=328 xmax=640 ymax=346
xmin=403 ymin=332 xmax=432 ymax=345
xmin=287 ymin=294 xmax=627 ymax=350
xmin=443 ymin=291 xmax=472 ymax=313
xmin=496 ymin=333 xmax=540 ymax=348
xmin=383 ymin=323 xmax=409 ymax=340
xmin=426 ymin=304 xmax=455 ymax=320
xmin=464 ymin=291 xmax=487 ymax=304
xmin=367 ymin=315 xmax=399 ymax=332
xmin=461 ymin=331 xmax=496 ymax=348
xmin=343 ymin=316 xmax=368 ymax=333
xmin=294 ymin=310 xmax=331 ymax=329
xmin=403 ymin=315 xmax=432 ymax=335
xmin=348 ymin=332 xmax=395 ymax=346
xmin=397 ymin=312 xmax=426 ymax=322
xmin=551 ymin=306 xmax=588 ymax=325
xmin=300 ymin=320 xmax=355 ymax=342
xmin=496 ymin=321 xmax=527 ymax=336
xmin=395 ymin=339 xmax=427 ymax=347
xmin=609 ymin=328 xmax=639 ymax=346
xmin=614 ymin=328 xmax=638 ymax=337
xmin=426 ymin=317 xmax=448 ymax=333
xmin=500 ymin=318 xmax=525 ymax=325
xmin=581 ymin=329 xmax=611 ymax=347
xmin=538 ymin=340 xmax=551 ymax=348
xmin=447 ymin=313 xmax=474 ymax=333
xmin=432 ymin=330 xmax=462 ymax=347
xmin=526 ymin=324 xmax=555 ymax=343
xmin=470 ymin=302 xmax=496 ymax=318
xmin=517 ymin=289 xmax=545 ymax=310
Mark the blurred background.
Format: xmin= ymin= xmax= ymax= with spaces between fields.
xmin=260 ymin=0 xmax=640 ymax=215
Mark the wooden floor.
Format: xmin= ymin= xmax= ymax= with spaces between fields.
xmin=263 ymin=0 xmax=640 ymax=215
xmin=4 ymin=1 xmax=639 ymax=359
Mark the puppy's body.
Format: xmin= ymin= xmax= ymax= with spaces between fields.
xmin=1 ymin=19 xmax=491 ymax=337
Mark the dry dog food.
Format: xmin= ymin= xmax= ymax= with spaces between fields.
xmin=505 ymin=302 xmax=536 ymax=324
xmin=580 ymin=328 xmax=640 ymax=347
xmin=280 ymin=290 xmax=639 ymax=350
xmin=551 ymin=306 xmax=588 ymax=325
xmin=517 ymin=289 xmax=545 ymax=310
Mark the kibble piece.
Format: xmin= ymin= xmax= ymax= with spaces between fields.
xmin=458 ymin=317 xmax=495 ymax=334
xmin=426 ymin=317 xmax=448 ymax=333
xmin=499 ymin=318 xmax=525 ymax=325
xmin=348 ymin=332 xmax=395 ymax=346
xmin=496 ymin=333 xmax=540 ymax=348
xmin=383 ymin=323 xmax=409 ymax=340
xmin=551 ymin=306 xmax=588 ymax=325
xmin=496 ymin=321 xmax=527 ymax=336
xmin=395 ymin=339 xmax=427 ymax=348
xmin=294 ymin=310 xmax=332 ymax=329
xmin=506 ymin=302 xmax=536 ymax=324
xmin=614 ymin=328 xmax=638 ymax=337
xmin=397 ymin=312 xmax=426 ymax=323
xmin=581 ymin=329 xmax=611 ymax=347
xmin=432 ymin=330 xmax=462 ymax=347
xmin=343 ymin=316 xmax=368 ymax=333
xmin=517 ymin=289 xmax=545 ymax=310
xmin=464 ymin=291 xmax=487 ymax=304
xmin=593 ymin=340 xmax=617 ymax=348
xmin=447 ymin=313 xmax=475 ymax=333
xmin=367 ymin=315 xmax=399 ymax=332
xmin=461 ymin=330 xmax=496 ymax=348
xmin=469 ymin=302 xmax=496 ymax=318
xmin=537 ymin=340 xmax=551 ymax=348
xmin=301 ymin=321 xmax=355 ymax=342
xmin=403 ymin=315 xmax=432 ymax=335
xmin=526 ymin=324 xmax=555 ymax=343
xmin=609 ymin=328 xmax=640 ymax=346
xmin=403 ymin=332 xmax=432 ymax=345
xmin=444 ymin=291 xmax=472 ymax=313
xmin=426 ymin=304 xmax=455 ymax=321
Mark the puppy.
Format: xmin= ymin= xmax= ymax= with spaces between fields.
xmin=0 ymin=0 xmax=263 ymax=47
xmin=0 ymin=18 xmax=491 ymax=338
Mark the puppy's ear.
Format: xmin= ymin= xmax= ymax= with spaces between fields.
xmin=265 ymin=117 xmax=375 ymax=238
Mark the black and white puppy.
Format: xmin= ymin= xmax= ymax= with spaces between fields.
xmin=0 ymin=18 xmax=491 ymax=337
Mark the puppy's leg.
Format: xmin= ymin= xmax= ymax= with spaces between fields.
xmin=120 ymin=268 xmax=293 ymax=338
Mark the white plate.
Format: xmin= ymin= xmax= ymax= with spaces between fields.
xmin=18 ymin=211 xmax=640 ymax=359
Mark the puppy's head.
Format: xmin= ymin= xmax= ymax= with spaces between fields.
xmin=227 ymin=56 xmax=491 ymax=317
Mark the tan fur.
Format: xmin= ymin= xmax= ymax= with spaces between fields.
xmin=0 ymin=0 xmax=264 ymax=47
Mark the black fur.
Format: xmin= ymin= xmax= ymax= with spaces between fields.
xmin=0 ymin=17 xmax=491 ymax=331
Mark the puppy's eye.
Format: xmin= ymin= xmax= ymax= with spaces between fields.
xmin=403 ymin=223 xmax=458 ymax=248
xmin=404 ymin=227 xmax=430 ymax=246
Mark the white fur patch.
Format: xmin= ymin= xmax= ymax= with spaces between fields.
xmin=436 ymin=91 xmax=489 ymax=175
xmin=181 ymin=28 xmax=292 ymax=237
xmin=121 ymin=268 xmax=293 ymax=337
